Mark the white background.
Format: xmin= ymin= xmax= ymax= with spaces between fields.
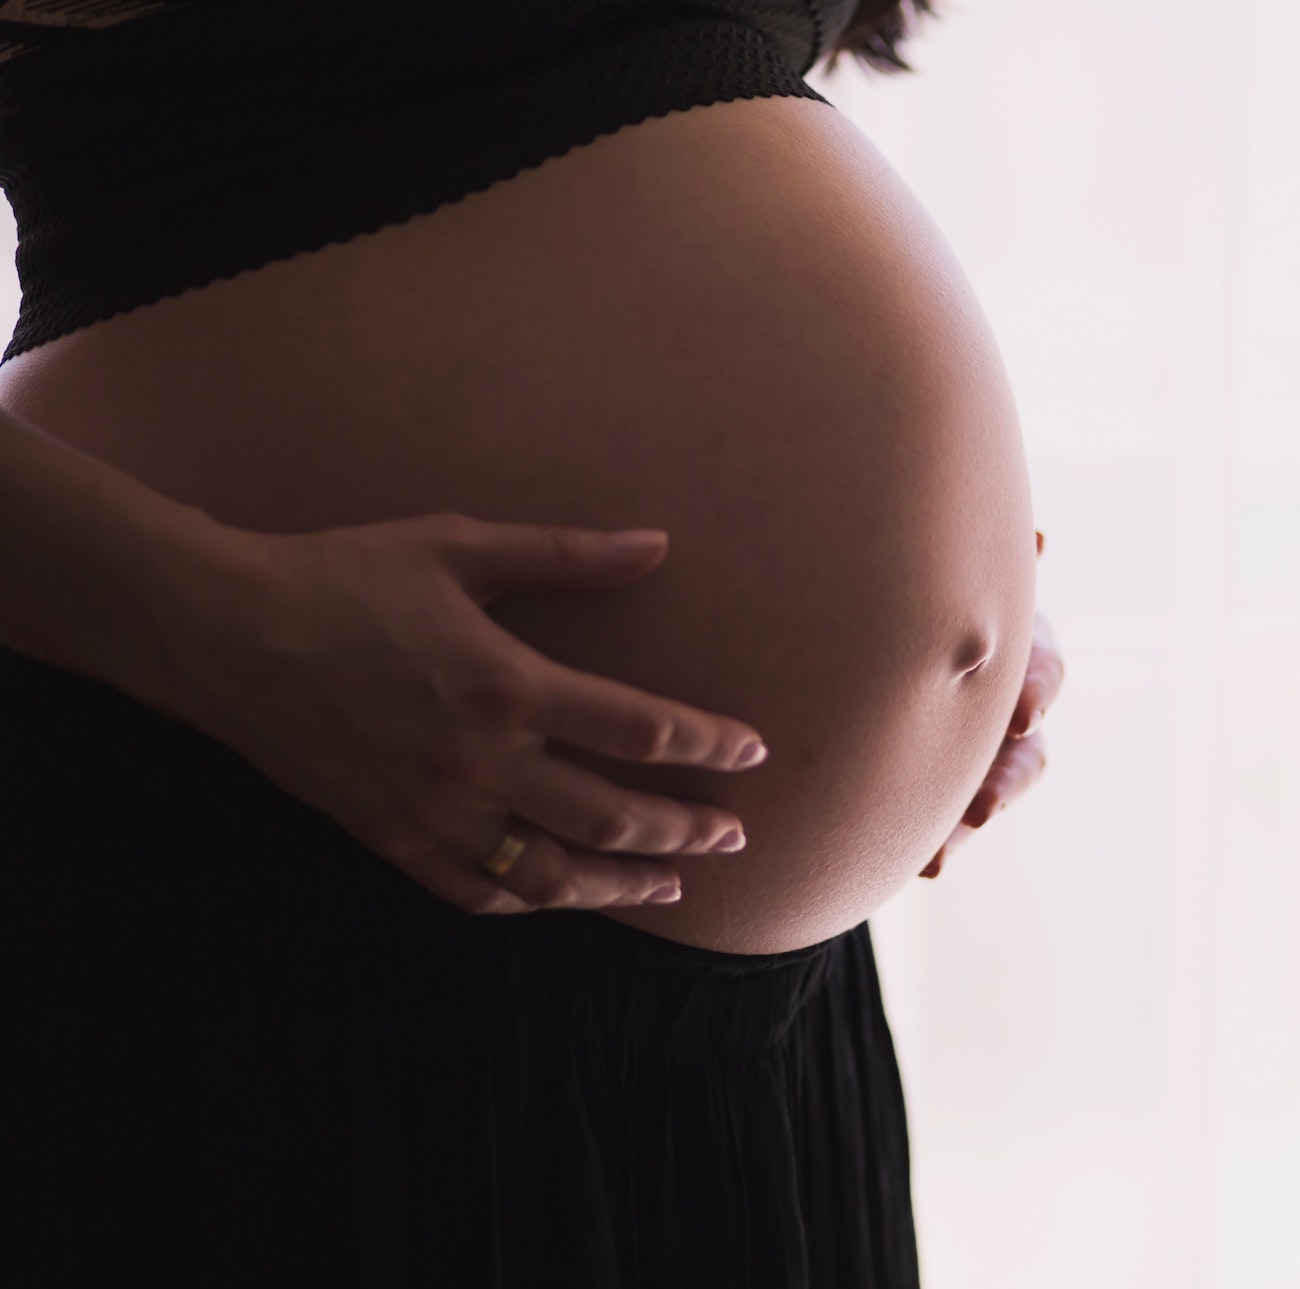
xmin=808 ymin=2 xmax=1299 ymax=1286
xmin=1 ymin=1 xmax=1295 ymax=1284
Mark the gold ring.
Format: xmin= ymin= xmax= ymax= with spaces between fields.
xmin=477 ymin=830 xmax=526 ymax=879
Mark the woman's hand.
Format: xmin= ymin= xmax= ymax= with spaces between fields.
xmin=919 ymin=530 xmax=1064 ymax=879
xmin=163 ymin=512 xmax=768 ymax=915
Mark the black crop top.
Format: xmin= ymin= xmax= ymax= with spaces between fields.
xmin=0 ymin=0 xmax=857 ymax=366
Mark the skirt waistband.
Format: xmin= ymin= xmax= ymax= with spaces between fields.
xmin=0 ymin=642 xmax=872 ymax=1058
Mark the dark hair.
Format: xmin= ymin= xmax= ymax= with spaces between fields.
xmin=824 ymin=0 xmax=942 ymax=76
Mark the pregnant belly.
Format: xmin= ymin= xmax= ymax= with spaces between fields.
xmin=0 ymin=95 xmax=1037 ymax=954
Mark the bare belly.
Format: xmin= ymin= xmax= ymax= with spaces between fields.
xmin=0 ymin=95 xmax=1037 ymax=954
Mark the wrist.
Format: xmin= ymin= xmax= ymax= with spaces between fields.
xmin=109 ymin=495 xmax=279 ymax=728
xmin=0 ymin=404 xmax=279 ymax=725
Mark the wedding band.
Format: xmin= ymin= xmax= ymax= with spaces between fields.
xmin=477 ymin=830 xmax=526 ymax=879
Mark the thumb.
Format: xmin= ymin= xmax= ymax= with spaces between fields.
xmin=445 ymin=517 xmax=670 ymax=603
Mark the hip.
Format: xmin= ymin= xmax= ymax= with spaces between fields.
xmin=0 ymin=704 xmax=918 ymax=1286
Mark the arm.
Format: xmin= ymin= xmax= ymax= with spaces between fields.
xmin=0 ymin=403 xmax=764 ymax=914
xmin=0 ymin=403 xmax=264 ymax=716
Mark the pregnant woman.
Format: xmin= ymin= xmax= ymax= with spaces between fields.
xmin=0 ymin=1 xmax=1061 ymax=1285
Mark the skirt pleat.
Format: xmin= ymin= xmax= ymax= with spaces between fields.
xmin=0 ymin=643 xmax=919 ymax=1287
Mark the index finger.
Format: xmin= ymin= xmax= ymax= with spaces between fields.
xmin=533 ymin=656 xmax=767 ymax=771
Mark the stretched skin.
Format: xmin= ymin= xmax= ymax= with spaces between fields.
xmin=0 ymin=95 xmax=1037 ymax=952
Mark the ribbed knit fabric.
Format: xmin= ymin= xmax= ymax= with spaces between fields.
xmin=0 ymin=0 xmax=856 ymax=364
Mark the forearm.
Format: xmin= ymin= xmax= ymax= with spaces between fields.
xmin=0 ymin=403 xmax=266 ymax=715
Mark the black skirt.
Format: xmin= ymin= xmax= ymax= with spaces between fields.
xmin=0 ymin=643 xmax=919 ymax=1288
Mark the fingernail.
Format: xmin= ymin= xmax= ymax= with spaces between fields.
xmin=735 ymin=740 xmax=767 ymax=768
xmin=645 ymin=885 xmax=682 ymax=904
xmin=711 ymin=828 xmax=746 ymax=853
xmin=608 ymin=529 xmax=668 ymax=553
